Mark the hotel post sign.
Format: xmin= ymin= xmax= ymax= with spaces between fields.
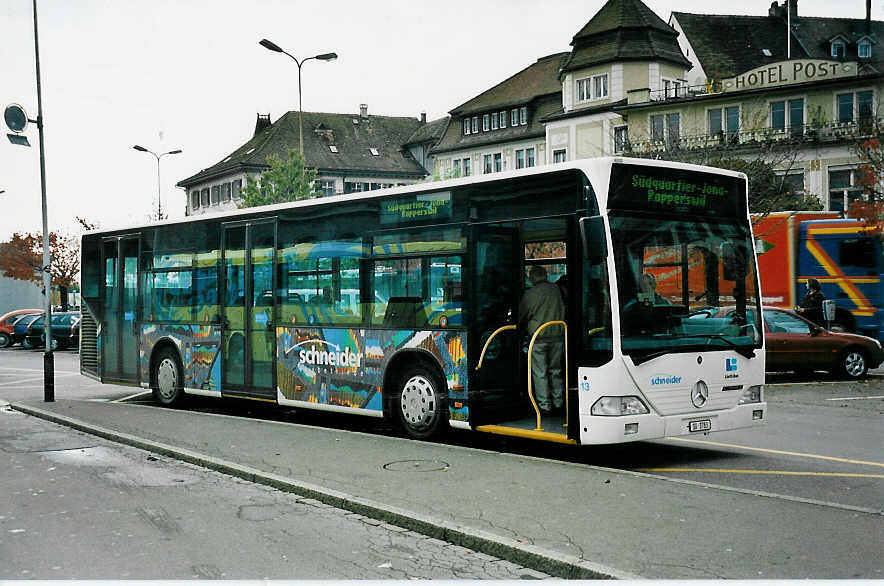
xmin=722 ymin=60 xmax=858 ymax=92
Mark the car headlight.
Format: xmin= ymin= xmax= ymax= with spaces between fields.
xmin=739 ymin=385 xmax=763 ymax=405
xmin=591 ymin=396 xmax=650 ymax=416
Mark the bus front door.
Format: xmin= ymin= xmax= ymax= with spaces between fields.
xmin=222 ymin=220 xmax=277 ymax=400
xmin=102 ymin=235 xmax=140 ymax=384
xmin=470 ymin=225 xmax=523 ymax=423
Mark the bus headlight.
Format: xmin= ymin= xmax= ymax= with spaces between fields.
xmin=591 ymin=396 xmax=650 ymax=416
xmin=739 ymin=385 xmax=763 ymax=404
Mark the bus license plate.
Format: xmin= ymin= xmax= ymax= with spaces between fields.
xmin=689 ymin=419 xmax=711 ymax=433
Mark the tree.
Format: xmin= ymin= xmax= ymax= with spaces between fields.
xmin=0 ymin=231 xmax=80 ymax=310
xmin=239 ymin=148 xmax=318 ymax=208
xmin=847 ymin=133 xmax=884 ymax=234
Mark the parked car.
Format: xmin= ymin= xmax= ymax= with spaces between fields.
xmin=0 ymin=308 xmax=42 ymax=348
xmin=24 ymin=311 xmax=81 ymax=350
xmin=12 ymin=313 xmax=44 ymax=348
xmin=696 ymin=306 xmax=884 ymax=378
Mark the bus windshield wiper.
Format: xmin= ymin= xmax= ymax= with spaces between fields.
xmin=677 ymin=334 xmax=755 ymax=359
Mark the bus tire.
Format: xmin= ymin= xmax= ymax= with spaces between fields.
xmin=153 ymin=347 xmax=186 ymax=407
xmin=396 ymin=365 xmax=447 ymax=440
xmin=838 ymin=347 xmax=868 ymax=380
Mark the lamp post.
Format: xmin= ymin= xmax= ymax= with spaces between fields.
xmin=259 ymin=39 xmax=337 ymax=156
xmin=133 ymin=145 xmax=182 ymax=220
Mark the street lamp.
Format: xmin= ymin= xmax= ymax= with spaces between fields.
xmin=259 ymin=38 xmax=337 ymax=156
xmin=133 ymin=145 xmax=182 ymax=220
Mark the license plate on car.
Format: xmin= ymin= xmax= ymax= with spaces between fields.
xmin=689 ymin=419 xmax=711 ymax=432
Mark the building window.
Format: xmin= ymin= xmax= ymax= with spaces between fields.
xmin=329 ymin=145 xmax=339 ymax=153
xmin=319 ymin=180 xmax=335 ymax=196
xmin=831 ymin=40 xmax=845 ymax=58
xmin=211 ymin=185 xmax=220 ymax=205
xmin=511 ymin=109 xmax=518 ymax=127
xmin=837 ymin=90 xmax=874 ymax=124
xmin=520 ymin=107 xmax=527 ymax=125
xmin=499 ymin=111 xmax=507 ymax=128
xmin=483 ymin=154 xmax=492 ymax=174
xmin=463 ymin=158 xmax=470 ymax=177
xmin=491 ymin=112 xmax=498 ymax=130
xmin=515 ymin=148 xmax=535 ymax=169
xmin=221 ymin=183 xmax=231 ymax=202
xmin=483 ymin=114 xmax=490 ymax=131
xmin=232 ymin=179 xmax=242 ymax=199
xmin=516 ymin=149 xmax=525 ymax=169
xmin=369 ymin=148 xmax=380 ymax=156
xmin=526 ymin=147 xmax=535 ymax=167
xmin=191 ymin=191 xmax=200 ymax=209
xmin=576 ymin=74 xmax=609 ymax=102
xmin=662 ymin=79 xmax=681 ymax=99
xmin=553 ymin=149 xmax=567 ymax=163
xmin=463 ymin=119 xmax=470 ymax=135
xmin=708 ymin=106 xmax=740 ymax=138
xmin=200 ymin=188 xmax=210 ymax=208
xmin=472 ymin=116 xmax=478 ymax=133
xmin=651 ymin=113 xmax=680 ymax=145
xmin=493 ymin=153 xmax=502 ymax=172
xmin=829 ymin=168 xmax=864 ymax=212
xmin=858 ymin=39 xmax=872 ymax=58
xmin=613 ymin=126 xmax=629 ymax=153
xmin=770 ymin=99 xmax=803 ymax=135
xmin=777 ymin=170 xmax=805 ymax=193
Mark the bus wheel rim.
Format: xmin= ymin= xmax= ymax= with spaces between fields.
xmin=845 ymin=352 xmax=865 ymax=376
xmin=157 ymin=358 xmax=178 ymax=400
xmin=400 ymin=375 xmax=436 ymax=429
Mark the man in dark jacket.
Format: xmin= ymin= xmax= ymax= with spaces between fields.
xmin=796 ymin=278 xmax=825 ymax=326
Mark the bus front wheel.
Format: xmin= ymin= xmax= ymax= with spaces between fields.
xmin=153 ymin=347 xmax=185 ymax=406
xmin=397 ymin=366 xmax=447 ymax=440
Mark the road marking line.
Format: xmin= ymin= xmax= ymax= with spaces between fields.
xmin=113 ymin=391 xmax=153 ymax=403
xmin=635 ymin=468 xmax=884 ymax=479
xmin=0 ymin=367 xmax=80 ymax=374
xmin=666 ymin=437 xmax=884 ymax=468
xmin=826 ymin=395 xmax=884 ymax=401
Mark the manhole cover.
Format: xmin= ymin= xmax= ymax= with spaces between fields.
xmin=383 ymin=459 xmax=449 ymax=472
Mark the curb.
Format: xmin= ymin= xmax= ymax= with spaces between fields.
xmin=11 ymin=401 xmax=639 ymax=580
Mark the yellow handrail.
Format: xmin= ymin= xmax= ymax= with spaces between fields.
xmin=527 ymin=320 xmax=568 ymax=432
xmin=476 ymin=324 xmax=516 ymax=370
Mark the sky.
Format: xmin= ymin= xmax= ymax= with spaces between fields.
xmin=1 ymin=0 xmax=881 ymax=241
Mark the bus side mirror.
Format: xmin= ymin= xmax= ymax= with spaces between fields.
xmin=722 ymin=242 xmax=747 ymax=281
xmin=580 ymin=216 xmax=607 ymax=265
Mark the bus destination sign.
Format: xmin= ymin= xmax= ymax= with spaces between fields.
xmin=608 ymin=163 xmax=745 ymax=218
xmin=381 ymin=191 xmax=452 ymax=224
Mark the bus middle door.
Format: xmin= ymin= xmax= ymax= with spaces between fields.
xmin=470 ymin=224 xmax=522 ymax=423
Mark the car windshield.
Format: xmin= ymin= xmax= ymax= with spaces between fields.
xmin=610 ymin=213 xmax=762 ymax=362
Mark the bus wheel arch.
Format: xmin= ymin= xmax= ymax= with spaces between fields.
xmin=151 ymin=340 xmax=186 ymax=407
xmin=383 ymin=350 xmax=448 ymax=439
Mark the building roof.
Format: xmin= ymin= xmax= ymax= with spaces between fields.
xmin=178 ymin=110 xmax=428 ymax=187
xmin=673 ymin=10 xmax=884 ymax=80
xmin=560 ymin=0 xmax=690 ymax=73
xmin=431 ymin=54 xmax=566 ymax=155
xmin=404 ymin=115 xmax=449 ymax=146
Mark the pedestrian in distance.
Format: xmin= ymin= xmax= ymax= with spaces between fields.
xmin=795 ymin=277 xmax=825 ymax=326
xmin=518 ymin=265 xmax=565 ymax=415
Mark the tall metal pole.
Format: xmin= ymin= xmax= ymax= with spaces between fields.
xmin=155 ymin=152 xmax=162 ymax=219
xmin=33 ymin=0 xmax=54 ymax=401
xmin=298 ymin=60 xmax=304 ymax=156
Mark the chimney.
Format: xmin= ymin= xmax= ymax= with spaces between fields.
xmin=254 ymin=113 xmax=271 ymax=136
xmin=769 ymin=1 xmax=781 ymax=18
xmin=360 ymin=103 xmax=368 ymax=119
xmin=420 ymin=111 xmax=427 ymax=123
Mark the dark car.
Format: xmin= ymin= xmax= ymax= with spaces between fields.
xmin=24 ymin=311 xmax=81 ymax=350
xmin=698 ymin=306 xmax=884 ymax=378
xmin=12 ymin=313 xmax=44 ymax=348
xmin=0 ymin=308 xmax=42 ymax=347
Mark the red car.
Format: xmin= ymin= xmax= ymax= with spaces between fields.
xmin=704 ymin=306 xmax=884 ymax=378
xmin=0 ymin=308 xmax=42 ymax=348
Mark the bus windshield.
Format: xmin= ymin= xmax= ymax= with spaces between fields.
xmin=610 ymin=213 xmax=762 ymax=363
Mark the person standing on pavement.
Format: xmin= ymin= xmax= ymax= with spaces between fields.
xmin=795 ymin=277 xmax=825 ymax=326
xmin=519 ymin=265 xmax=566 ymax=415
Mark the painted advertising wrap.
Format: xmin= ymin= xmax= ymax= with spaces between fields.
xmin=277 ymin=327 xmax=469 ymax=420
xmin=141 ymin=324 xmax=222 ymax=393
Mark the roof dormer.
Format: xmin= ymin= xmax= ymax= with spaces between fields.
xmin=857 ymin=35 xmax=874 ymax=59
xmin=829 ymin=34 xmax=849 ymax=59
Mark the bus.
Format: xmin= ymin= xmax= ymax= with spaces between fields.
xmin=80 ymin=157 xmax=766 ymax=445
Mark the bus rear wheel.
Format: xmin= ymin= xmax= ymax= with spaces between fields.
xmin=153 ymin=347 xmax=185 ymax=406
xmin=397 ymin=366 xmax=447 ymax=440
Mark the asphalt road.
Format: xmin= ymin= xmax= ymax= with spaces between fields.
xmin=1 ymin=347 xmax=882 ymax=579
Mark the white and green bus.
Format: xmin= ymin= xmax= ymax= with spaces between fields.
xmin=80 ymin=157 xmax=766 ymax=445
